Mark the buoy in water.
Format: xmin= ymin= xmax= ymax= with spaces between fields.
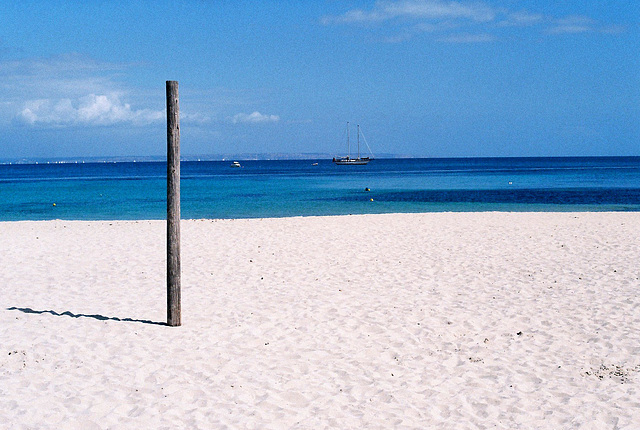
xmin=364 ymin=187 xmax=370 ymax=192
xmin=370 ymin=198 xmax=374 ymax=202
xmin=53 ymin=203 xmax=56 ymax=206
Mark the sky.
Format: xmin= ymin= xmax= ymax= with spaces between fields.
xmin=0 ymin=1 xmax=638 ymax=159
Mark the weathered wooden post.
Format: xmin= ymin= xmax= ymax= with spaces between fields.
xmin=166 ymin=81 xmax=181 ymax=326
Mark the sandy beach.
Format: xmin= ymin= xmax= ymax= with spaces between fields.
xmin=1 ymin=212 xmax=639 ymax=429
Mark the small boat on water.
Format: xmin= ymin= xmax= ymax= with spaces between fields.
xmin=230 ymin=161 xmax=242 ymax=168
xmin=332 ymin=122 xmax=373 ymax=165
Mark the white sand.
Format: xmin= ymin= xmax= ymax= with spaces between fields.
xmin=1 ymin=212 xmax=639 ymax=429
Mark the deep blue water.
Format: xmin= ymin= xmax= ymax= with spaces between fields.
xmin=1 ymin=157 xmax=639 ymax=221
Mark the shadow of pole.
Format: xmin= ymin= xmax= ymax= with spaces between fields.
xmin=7 ymin=307 xmax=166 ymax=326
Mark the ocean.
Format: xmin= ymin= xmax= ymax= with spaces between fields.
xmin=1 ymin=157 xmax=639 ymax=221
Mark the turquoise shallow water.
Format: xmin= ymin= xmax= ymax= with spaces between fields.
xmin=1 ymin=157 xmax=639 ymax=221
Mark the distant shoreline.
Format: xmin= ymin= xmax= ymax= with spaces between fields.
xmin=2 ymin=154 xmax=638 ymax=166
xmin=0 ymin=153 xmax=404 ymax=165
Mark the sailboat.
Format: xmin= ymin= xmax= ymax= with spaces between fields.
xmin=332 ymin=122 xmax=373 ymax=165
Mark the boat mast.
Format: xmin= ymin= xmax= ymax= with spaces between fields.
xmin=357 ymin=124 xmax=360 ymax=159
xmin=347 ymin=121 xmax=350 ymax=159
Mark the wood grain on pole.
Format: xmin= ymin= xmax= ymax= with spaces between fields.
xmin=166 ymin=80 xmax=181 ymax=326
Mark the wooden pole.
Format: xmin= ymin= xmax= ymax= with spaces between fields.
xmin=166 ymin=81 xmax=181 ymax=326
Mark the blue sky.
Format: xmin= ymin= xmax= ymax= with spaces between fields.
xmin=0 ymin=1 xmax=637 ymax=159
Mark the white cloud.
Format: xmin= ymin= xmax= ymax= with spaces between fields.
xmin=322 ymin=0 xmax=496 ymax=25
xmin=438 ymin=33 xmax=496 ymax=43
xmin=231 ymin=111 xmax=280 ymax=124
xmin=181 ymin=111 xmax=212 ymax=124
xmin=547 ymin=15 xmax=595 ymax=34
xmin=385 ymin=0 xmax=495 ymax=22
xmin=547 ymin=25 xmax=590 ymax=34
xmin=16 ymin=93 xmax=164 ymax=127
xmin=321 ymin=1 xmax=622 ymax=42
xmin=0 ymin=54 xmax=219 ymax=128
xmin=498 ymin=11 xmax=544 ymax=27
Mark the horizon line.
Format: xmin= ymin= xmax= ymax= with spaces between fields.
xmin=2 ymin=153 xmax=639 ymax=165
